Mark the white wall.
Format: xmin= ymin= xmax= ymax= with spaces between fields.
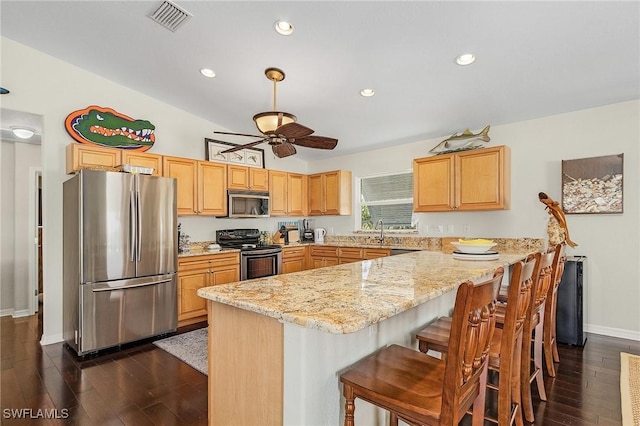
xmin=1 ymin=141 xmax=16 ymax=314
xmin=2 ymin=36 xmax=638 ymax=343
xmin=309 ymin=101 xmax=640 ymax=340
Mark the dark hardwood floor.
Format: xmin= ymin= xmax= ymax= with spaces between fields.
xmin=2 ymin=309 xmax=639 ymax=425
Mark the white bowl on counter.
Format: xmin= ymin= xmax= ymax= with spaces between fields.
xmin=450 ymin=242 xmax=497 ymax=254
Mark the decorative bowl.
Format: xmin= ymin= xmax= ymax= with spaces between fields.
xmin=450 ymin=241 xmax=497 ymax=254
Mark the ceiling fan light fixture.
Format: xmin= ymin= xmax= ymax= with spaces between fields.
xmin=274 ymin=20 xmax=294 ymax=36
xmin=253 ymin=111 xmax=296 ymax=134
xmin=360 ymin=88 xmax=375 ymax=97
xmin=11 ymin=126 xmax=35 ymax=139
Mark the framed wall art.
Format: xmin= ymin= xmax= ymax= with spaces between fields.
xmin=204 ymin=138 xmax=265 ymax=168
xmin=561 ymin=153 xmax=623 ymax=214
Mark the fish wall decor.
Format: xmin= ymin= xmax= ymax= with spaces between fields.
xmin=65 ymin=105 xmax=155 ymax=151
xmin=429 ymin=125 xmax=490 ymax=155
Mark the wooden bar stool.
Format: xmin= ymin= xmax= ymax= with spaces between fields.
xmin=543 ymin=243 xmax=567 ymax=377
xmin=339 ymin=268 xmax=505 ymax=426
xmin=416 ymin=254 xmax=540 ymax=426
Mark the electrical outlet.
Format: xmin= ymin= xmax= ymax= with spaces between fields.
xmin=463 ymin=224 xmax=471 ymax=234
xmin=447 ymin=224 xmax=455 ymax=234
xmin=434 ymin=225 xmax=444 ymax=234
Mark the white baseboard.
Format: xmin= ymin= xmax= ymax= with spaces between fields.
xmin=40 ymin=332 xmax=64 ymax=346
xmin=585 ymin=323 xmax=640 ymax=342
xmin=12 ymin=309 xmax=31 ymax=318
xmin=0 ymin=309 xmax=14 ymax=317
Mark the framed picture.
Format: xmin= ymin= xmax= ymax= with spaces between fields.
xmin=561 ymin=153 xmax=623 ymax=214
xmin=204 ymin=138 xmax=265 ymax=168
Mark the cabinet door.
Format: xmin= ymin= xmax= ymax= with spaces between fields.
xmin=66 ymin=143 xmax=122 ymax=174
xmin=210 ymin=265 xmax=239 ymax=285
xmin=121 ymin=151 xmax=163 ymax=176
xmin=228 ymin=165 xmax=250 ymax=190
xmin=199 ymin=161 xmax=227 ymax=216
xmin=413 ymin=155 xmax=455 ymax=212
xmin=324 ymin=171 xmax=341 ymax=215
xmin=308 ymin=174 xmax=324 ymax=215
xmin=269 ymin=170 xmax=288 ymax=216
xmin=282 ymin=258 xmax=306 ymax=274
xmin=250 ymin=168 xmax=269 ymax=191
xmin=456 ymin=146 xmax=510 ymax=210
xmin=163 ymin=156 xmax=198 ymax=215
xmin=178 ymin=269 xmax=209 ymax=321
xmin=287 ymin=173 xmax=308 ymax=216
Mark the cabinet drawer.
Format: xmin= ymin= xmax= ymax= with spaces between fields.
xmin=282 ymin=246 xmax=306 ymax=260
xmin=363 ymin=248 xmax=390 ymax=259
xmin=338 ymin=247 xmax=363 ymax=259
xmin=178 ymin=252 xmax=240 ymax=271
xmin=310 ymin=246 xmax=338 ymax=257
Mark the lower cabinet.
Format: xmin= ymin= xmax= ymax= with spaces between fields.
xmin=309 ymin=246 xmax=339 ymax=269
xmin=281 ymin=246 xmax=307 ymax=274
xmin=177 ymin=252 xmax=239 ymax=326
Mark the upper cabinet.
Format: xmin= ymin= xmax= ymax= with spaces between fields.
xmin=413 ymin=145 xmax=510 ymax=212
xmin=66 ymin=143 xmax=121 ymax=174
xmin=163 ymin=156 xmax=226 ymax=216
xmin=269 ymin=171 xmax=308 ymax=216
xmin=121 ymin=151 xmax=163 ymax=176
xmin=228 ymin=165 xmax=269 ymax=191
xmin=308 ymin=170 xmax=352 ymax=216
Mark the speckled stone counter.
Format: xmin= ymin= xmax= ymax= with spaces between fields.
xmin=200 ymin=249 xmax=529 ymax=425
xmin=198 ymin=250 xmax=526 ymax=334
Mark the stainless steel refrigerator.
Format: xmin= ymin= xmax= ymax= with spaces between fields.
xmin=63 ymin=169 xmax=177 ymax=355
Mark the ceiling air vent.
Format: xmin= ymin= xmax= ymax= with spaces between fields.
xmin=148 ymin=1 xmax=192 ymax=32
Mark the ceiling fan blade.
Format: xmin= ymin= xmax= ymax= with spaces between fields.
xmin=290 ymin=135 xmax=338 ymax=150
xmin=215 ymin=130 xmax=265 ymax=138
xmin=220 ymin=138 xmax=266 ymax=154
xmin=272 ymin=142 xmax=297 ymax=158
xmin=276 ymin=122 xmax=314 ymax=139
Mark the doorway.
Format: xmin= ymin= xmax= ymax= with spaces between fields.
xmin=29 ymin=167 xmax=42 ymax=317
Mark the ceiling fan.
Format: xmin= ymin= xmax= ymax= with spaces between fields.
xmin=215 ymin=67 xmax=338 ymax=158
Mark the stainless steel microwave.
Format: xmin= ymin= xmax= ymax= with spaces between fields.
xmin=226 ymin=190 xmax=270 ymax=218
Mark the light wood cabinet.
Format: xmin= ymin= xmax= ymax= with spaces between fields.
xmin=308 ymin=170 xmax=352 ymax=216
xmin=163 ymin=156 xmax=227 ymax=216
xmin=309 ymin=246 xmax=339 ymax=269
xmin=121 ymin=151 xmax=163 ymax=176
xmin=228 ymin=165 xmax=269 ymax=191
xmin=177 ymin=252 xmax=239 ymax=326
xmin=270 ymin=171 xmax=308 ymax=217
xmin=337 ymin=246 xmax=390 ymax=264
xmin=281 ymin=246 xmax=308 ymax=274
xmin=66 ymin=143 xmax=122 ymax=174
xmin=413 ymin=145 xmax=510 ymax=212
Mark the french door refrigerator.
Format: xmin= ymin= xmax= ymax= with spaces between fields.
xmin=63 ymin=169 xmax=177 ymax=355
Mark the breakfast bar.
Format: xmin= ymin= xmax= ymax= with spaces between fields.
xmin=198 ymin=250 xmax=527 ymax=425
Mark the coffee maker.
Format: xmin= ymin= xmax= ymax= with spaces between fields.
xmin=302 ymin=219 xmax=315 ymax=242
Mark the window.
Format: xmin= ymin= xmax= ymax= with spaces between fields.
xmin=359 ymin=171 xmax=415 ymax=231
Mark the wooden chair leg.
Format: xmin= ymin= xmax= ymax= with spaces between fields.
xmin=472 ymin=363 xmax=488 ymax=426
xmin=544 ymin=319 xmax=557 ymax=377
xmin=512 ymin=335 xmax=524 ymax=426
xmin=534 ymin=321 xmax=547 ymax=401
xmin=344 ymin=385 xmax=355 ymax=426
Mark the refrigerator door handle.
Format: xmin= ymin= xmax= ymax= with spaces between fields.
xmin=91 ymin=278 xmax=173 ymax=292
xmin=136 ymin=189 xmax=142 ymax=262
xmin=130 ymin=191 xmax=136 ymax=262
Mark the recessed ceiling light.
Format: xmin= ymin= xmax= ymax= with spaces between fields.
xmin=360 ymin=88 xmax=375 ymax=97
xmin=456 ymin=53 xmax=476 ymax=66
xmin=11 ymin=126 xmax=35 ymax=139
xmin=274 ymin=20 xmax=294 ymax=36
xmin=200 ymin=68 xmax=216 ymax=78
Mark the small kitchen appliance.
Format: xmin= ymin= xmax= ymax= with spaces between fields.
xmin=314 ymin=228 xmax=326 ymax=243
xmin=302 ymin=219 xmax=314 ymax=242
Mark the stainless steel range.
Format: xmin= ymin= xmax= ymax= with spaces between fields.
xmin=216 ymin=229 xmax=282 ymax=280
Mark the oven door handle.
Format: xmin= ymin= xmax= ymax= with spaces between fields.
xmin=243 ymin=249 xmax=282 ymax=256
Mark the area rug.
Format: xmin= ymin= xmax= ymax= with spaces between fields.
xmin=621 ymin=352 xmax=640 ymax=426
xmin=154 ymin=328 xmax=208 ymax=375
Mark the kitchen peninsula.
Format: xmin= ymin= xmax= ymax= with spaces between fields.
xmin=198 ymin=250 xmax=527 ymax=425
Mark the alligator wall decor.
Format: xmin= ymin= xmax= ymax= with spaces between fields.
xmin=65 ymin=105 xmax=155 ymax=151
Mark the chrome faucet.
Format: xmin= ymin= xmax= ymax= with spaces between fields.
xmin=375 ymin=219 xmax=384 ymax=244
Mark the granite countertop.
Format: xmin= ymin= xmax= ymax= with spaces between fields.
xmin=178 ymin=248 xmax=240 ymax=258
xmin=197 ymin=250 xmax=527 ymax=334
